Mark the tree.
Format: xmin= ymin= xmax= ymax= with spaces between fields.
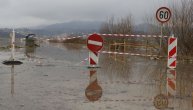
xmin=145 ymin=0 xmax=193 ymax=57
xmin=100 ymin=16 xmax=133 ymax=34
xmin=172 ymin=0 xmax=193 ymax=56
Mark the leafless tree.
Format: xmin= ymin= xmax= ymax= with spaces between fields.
xmin=172 ymin=0 xmax=193 ymax=56
xmin=100 ymin=16 xmax=133 ymax=34
xmin=145 ymin=0 xmax=193 ymax=57
xmin=100 ymin=16 xmax=133 ymax=45
xmin=99 ymin=16 xmax=133 ymax=52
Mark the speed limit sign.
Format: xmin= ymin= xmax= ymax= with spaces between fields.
xmin=156 ymin=7 xmax=171 ymax=23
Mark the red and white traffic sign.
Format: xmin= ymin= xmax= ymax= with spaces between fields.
xmin=156 ymin=7 xmax=171 ymax=23
xmin=89 ymin=51 xmax=98 ymax=66
xmin=87 ymin=34 xmax=103 ymax=52
xmin=167 ymin=36 xmax=177 ymax=69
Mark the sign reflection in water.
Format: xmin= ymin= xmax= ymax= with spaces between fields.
xmin=25 ymin=41 xmax=37 ymax=59
xmin=11 ymin=65 xmax=14 ymax=96
xmin=85 ymin=69 xmax=102 ymax=102
xmin=167 ymin=69 xmax=176 ymax=97
xmin=153 ymin=94 xmax=168 ymax=109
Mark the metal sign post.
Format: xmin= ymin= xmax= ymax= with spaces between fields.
xmin=156 ymin=7 xmax=172 ymax=56
xmin=160 ymin=24 xmax=163 ymax=55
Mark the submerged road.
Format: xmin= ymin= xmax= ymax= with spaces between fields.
xmin=0 ymin=43 xmax=193 ymax=110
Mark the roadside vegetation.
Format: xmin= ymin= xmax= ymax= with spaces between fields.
xmin=100 ymin=0 xmax=193 ymax=59
xmin=145 ymin=0 xmax=193 ymax=59
xmin=99 ymin=16 xmax=134 ymax=52
xmin=47 ymin=0 xmax=192 ymax=60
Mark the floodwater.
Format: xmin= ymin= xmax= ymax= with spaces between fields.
xmin=0 ymin=41 xmax=193 ymax=110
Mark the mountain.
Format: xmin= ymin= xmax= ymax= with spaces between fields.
xmin=0 ymin=29 xmax=25 ymax=38
xmin=30 ymin=21 xmax=102 ymax=36
xmin=31 ymin=22 xmax=160 ymax=36
xmin=1 ymin=22 xmax=160 ymax=37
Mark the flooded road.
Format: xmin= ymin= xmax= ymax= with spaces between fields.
xmin=0 ymin=42 xmax=193 ymax=110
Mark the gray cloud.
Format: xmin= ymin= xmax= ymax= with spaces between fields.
xmin=0 ymin=0 xmax=10 ymax=8
xmin=0 ymin=0 xmax=179 ymax=28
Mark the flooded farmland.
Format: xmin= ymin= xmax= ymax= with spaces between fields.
xmin=0 ymin=42 xmax=193 ymax=110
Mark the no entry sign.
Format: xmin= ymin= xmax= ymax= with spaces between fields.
xmin=156 ymin=7 xmax=171 ymax=23
xmin=87 ymin=34 xmax=103 ymax=52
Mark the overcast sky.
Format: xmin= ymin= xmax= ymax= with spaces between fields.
xmin=0 ymin=0 xmax=180 ymax=28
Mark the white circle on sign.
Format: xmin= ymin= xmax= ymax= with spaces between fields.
xmin=156 ymin=7 xmax=171 ymax=23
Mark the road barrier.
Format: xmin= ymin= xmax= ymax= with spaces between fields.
xmin=97 ymin=33 xmax=169 ymax=38
xmin=99 ymin=51 xmax=162 ymax=58
xmin=46 ymin=33 xmax=170 ymax=41
xmin=89 ymin=51 xmax=99 ymax=66
xmin=49 ymin=33 xmax=177 ymax=69
xmin=46 ymin=36 xmax=83 ymax=41
xmin=167 ymin=36 xmax=177 ymax=69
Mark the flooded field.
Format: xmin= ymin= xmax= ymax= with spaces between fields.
xmin=0 ymin=42 xmax=193 ymax=110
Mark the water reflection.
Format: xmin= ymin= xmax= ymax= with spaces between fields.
xmin=153 ymin=62 xmax=169 ymax=110
xmin=85 ymin=69 xmax=102 ymax=102
xmin=25 ymin=41 xmax=37 ymax=58
xmin=99 ymin=55 xmax=131 ymax=80
xmin=177 ymin=69 xmax=192 ymax=98
xmin=63 ymin=44 xmax=83 ymax=50
xmin=167 ymin=69 xmax=176 ymax=97
xmin=154 ymin=67 xmax=193 ymax=109
xmin=153 ymin=94 xmax=169 ymax=109
xmin=11 ymin=65 xmax=14 ymax=96
xmin=192 ymin=92 xmax=193 ymax=108
xmin=176 ymin=64 xmax=193 ymax=110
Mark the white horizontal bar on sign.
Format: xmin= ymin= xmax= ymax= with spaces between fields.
xmin=88 ymin=40 xmax=102 ymax=46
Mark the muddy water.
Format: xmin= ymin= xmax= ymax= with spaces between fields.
xmin=0 ymin=42 xmax=193 ymax=110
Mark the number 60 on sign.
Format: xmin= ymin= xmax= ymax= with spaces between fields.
xmin=156 ymin=7 xmax=171 ymax=23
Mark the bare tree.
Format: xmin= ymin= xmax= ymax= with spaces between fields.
xmin=172 ymin=0 xmax=193 ymax=56
xmin=145 ymin=0 xmax=193 ymax=57
xmin=100 ymin=15 xmax=133 ymax=34
xmin=100 ymin=16 xmax=133 ymax=44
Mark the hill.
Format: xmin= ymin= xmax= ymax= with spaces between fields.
xmin=30 ymin=21 xmax=102 ymax=36
xmin=0 ymin=29 xmax=25 ymax=38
